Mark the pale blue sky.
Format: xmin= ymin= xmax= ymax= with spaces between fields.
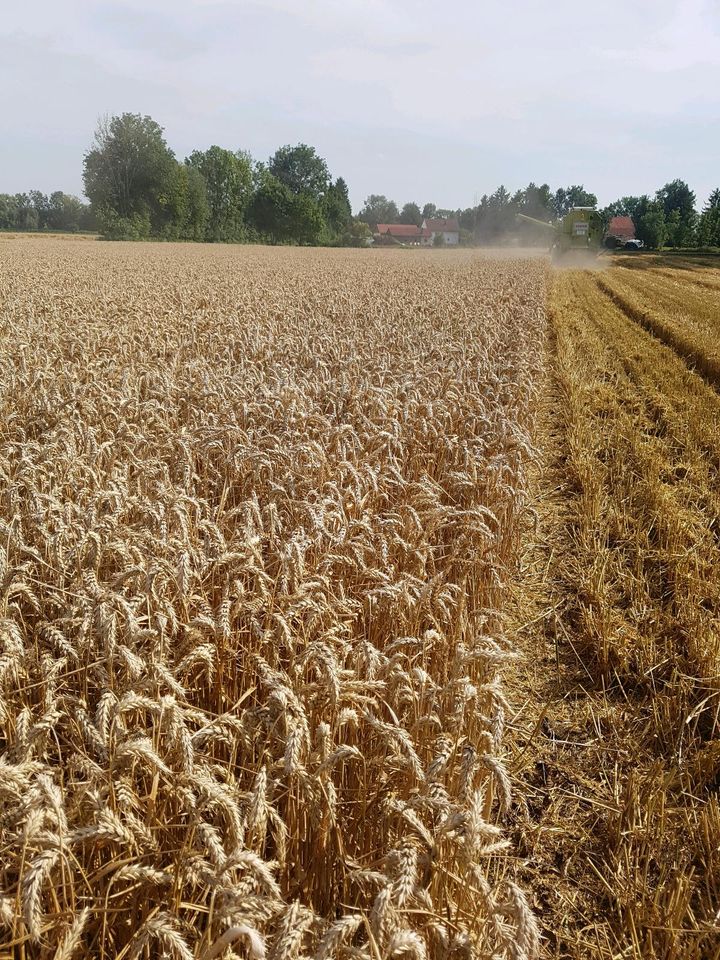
xmin=1 ymin=0 xmax=718 ymax=211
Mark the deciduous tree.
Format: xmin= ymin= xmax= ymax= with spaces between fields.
xmin=186 ymin=146 xmax=252 ymax=241
xmin=399 ymin=202 xmax=422 ymax=226
xmin=698 ymin=188 xmax=720 ymax=247
xmin=553 ymin=185 xmax=598 ymax=217
xmin=83 ymin=113 xmax=178 ymax=238
xmin=269 ymin=144 xmax=330 ymax=202
xmin=359 ymin=195 xmax=399 ymax=227
xmin=656 ymin=179 xmax=696 ymax=247
xmin=322 ymin=177 xmax=352 ymax=238
xmin=634 ymin=197 xmax=666 ymax=249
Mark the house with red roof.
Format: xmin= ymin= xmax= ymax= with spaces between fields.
xmin=607 ymin=216 xmax=636 ymax=239
xmin=604 ymin=215 xmax=643 ymax=249
xmin=422 ymin=217 xmax=460 ymax=246
xmin=374 ymin=223 xmax=430 ymax=245
xmin=373 ymin=217 xmax=461 ymax=247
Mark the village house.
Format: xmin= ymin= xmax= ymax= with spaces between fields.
xmin=606 ymin=215 xmax=636 ymax=240
xmin=422 ymin=217 xmax=460 ymax=245
xmin=373 ymin=217 xmax=461 ymax=246
xmin=374 ymin=223 xmax=429 ymax=245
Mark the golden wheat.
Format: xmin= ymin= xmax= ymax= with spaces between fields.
xmin=0 ymin=239 xmax=546 ymax=959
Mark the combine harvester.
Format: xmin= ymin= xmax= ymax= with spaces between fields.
xmin=518 ymin=208 xmax=643 ymax=263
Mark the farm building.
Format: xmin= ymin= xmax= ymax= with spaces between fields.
xmin=607 ymin=215 xmax=636 ymax=240
xmin=374 ymin=223 xmax=430 ymax=245
xmin=604 ymin=215 xmax=643 ymax=249
xmin=373 ymin=218 xmax=461 ymax=246
xmin=422 ymin=217 xmax=460 ymax=245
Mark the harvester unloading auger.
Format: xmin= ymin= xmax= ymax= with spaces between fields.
xmin=518 ymin=207 xmax=644 ymax=262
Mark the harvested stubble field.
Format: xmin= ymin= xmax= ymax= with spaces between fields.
xmin=0 ymin=240 xmax=547 ymax=960
xmin=508 ymin=255 xmax=720 ymax=960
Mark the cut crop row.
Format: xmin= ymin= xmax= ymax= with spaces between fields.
xmin=546 ymin=269 xmax=720 ymax=958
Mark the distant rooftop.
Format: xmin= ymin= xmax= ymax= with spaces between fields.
xmin=607 ymin=215 xmax=635 ymax=238
xmin=375 ymin=223 xmax=429 ymax=238
xmin=424 ymin=217 xmax=460 ymax=232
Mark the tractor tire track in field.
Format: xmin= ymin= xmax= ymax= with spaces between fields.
xmin=592 ymin=275 xmax=720 ymax=388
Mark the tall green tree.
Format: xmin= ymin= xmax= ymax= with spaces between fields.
xmin=608 ymin=196 xmax=643 ymax=220
xmin=248 ymin=167 xmax=325 ymax=245
xmin=422 ymin=203 xmax=437 ymax=220
xmin=475 ymin=186 xmax=517 ymax=244
xmin=13 ymin=194 xmax=39 ymax=231
xmin=0 ymin=195 xmax=19 ymax=230
xmin=268 ymin=144 xmax=330 ymax=202
xmin=83 ymin=113 xmax=178 ymax=238
xmin=553 ymin=185 xmax=598 ymax=217
xmin=633 ymin=196 xmax=666 ymax=249
xmin=656 ymin=179 xmax=696 ymax=221
xmin=458 ymin=207 xmax=476 ymax=232
xmin=186 ymin=146 xmax=252 ymax=241
xmin=165 ymin=164 xmax=209 ymax=241
xmin=246 ymin=168 xmax=297 ymax=243
xmin=601 ymin=196 xmax=644 ymax=227
xmin=288 ymin=192 xmax=325 ymax=245
xmin=399 ymin=202 xmax=422 ymax=226
xmin=655 ymin=179 xmax=696 ymax=247
xmin=359 ymin=195 xmax=399 ymax=226
xmin=521 ymin=182 xmax=553 ymax=221
xmin=29 ymin=190 xmax=51 ymax=229
xmin=182 ymin=165 xmax=209 ymax=240
xmin=698 ymin=189 xmax=720 ymax=247
xmin=322 ymin=177 xmax=352 ymax=238
xmin=47 ymin=192 xmax=85 ymax=232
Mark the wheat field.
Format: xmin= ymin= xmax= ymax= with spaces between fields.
xmin=0 ymin=241 xmax=546 ymax=959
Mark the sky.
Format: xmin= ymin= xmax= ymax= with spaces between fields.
xmin=1 ymin=0 xmax=719 ymax=211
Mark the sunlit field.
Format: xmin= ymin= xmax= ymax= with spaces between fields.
xmin=0 ymin=240 xmax=546 ymax=960
xmin=2 ymin=239 xmax=718 ymax=960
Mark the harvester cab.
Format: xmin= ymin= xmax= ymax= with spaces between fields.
xmin=517 ymin=206 xmax=604 ymax=262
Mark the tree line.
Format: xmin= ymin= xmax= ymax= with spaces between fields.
xmin=361 ymin=180 xmax=720 ymax=250
xmin=81 ymin=114 xmax=360 ymax=245
xmin=2 ymin=111 xmax=720 ymax=249
xmin=358 ymin=184 xmax=597 ymax=244
xmin=0 ymin=190 xmax=95 ymax=233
